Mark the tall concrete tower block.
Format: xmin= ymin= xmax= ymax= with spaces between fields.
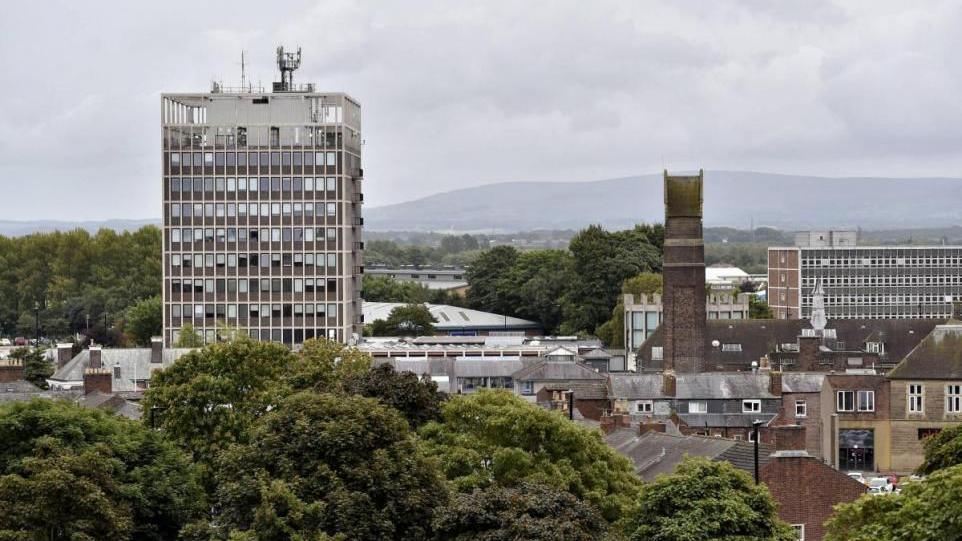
xmin=662 ymin=170 xmax=706 ymax=373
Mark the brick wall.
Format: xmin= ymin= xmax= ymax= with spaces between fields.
xmin=761 ymin=455 xmax=866 ymax=541
xmin=0 ymin=360 xmax=25 ymax=383
xmin=782 ymin=392 xmax=823 ymax=458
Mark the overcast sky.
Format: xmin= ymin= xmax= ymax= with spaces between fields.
xmin=2 ymin=1 xmax=962 ymax=220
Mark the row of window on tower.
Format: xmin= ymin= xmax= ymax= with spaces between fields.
xmin=167 ymin=176 xmax=339 ymax=194
xmin=169 ymin=252 xmax=340 ymax=270
xmin=169 ymin=227 xmax=339 ymax=245
xmin=170 ymin=202 xmax=338 ymax=219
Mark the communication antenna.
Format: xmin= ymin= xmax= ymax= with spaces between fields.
xmin=240 ymin=50 xmax=248 ymax=91
xmin=274 ymin=45 xmax=302 ymax=91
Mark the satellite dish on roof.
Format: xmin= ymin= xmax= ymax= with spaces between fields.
xmin=711 ymin=340 xmax=720 ymax=347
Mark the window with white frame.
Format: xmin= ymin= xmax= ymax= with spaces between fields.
xmin=742 ymin=399 xmax=761 ymax=413
xmin=689 ymin=401 xmax=708 ymax=413
xmin=857 ymin=390 xmax=875 ymax=412
xmin=946 ymin=384 xmax=962 ymax=413
xmin=651 ymin=347 xmax=664 ymax=361
xmin=908 ymin=383 xmax=924 ymax=414
xmin=521 ymin=381 xmax=534 ymax=395
xmin=722 ymin=343 xmax=742 ymax=352
xmin=837 ymin=390 xmax=854 ymax=412
xmin=795 ymin=400 xmax=807 ymax=418
xmin=792 ymin=524 xmax=805 ymax=540
xmin=637 ymin=400 xmax=653 ymax=414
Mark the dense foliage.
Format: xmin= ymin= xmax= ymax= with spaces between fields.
xmin=0 ymin=227 xmax=162 ymax=344
xmin=433 ymin=482 xmax=608 ymax=541
xmin=622 ymin=457 xmax=794 ymax=541
xmin=362 ymin=274 xmax=464 ymax=305
xmin=342 ymin=363 xmax=445 ymax=429
xmin=419 ymin=390 xmax=642 ymax=522
xmin=364 ymin=303 xmax=438 ymax=336
xmin=211 ymin=392 xmax=448 ymax=540
xmin=466 ymin=224 xmax=663 ymax=335
xmin=365 ymin=236 xmax=483 ymax=267
xmin=0 ymin=400 xmax=204 ymax=540
xmin=825 ymin=464 xmax=962 ymax=541
xmin=125 ymin=295 xmax=163 ymax=346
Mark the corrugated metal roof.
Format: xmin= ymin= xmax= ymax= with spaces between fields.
xmin=362 ymin=302 xmax=540 ymax=331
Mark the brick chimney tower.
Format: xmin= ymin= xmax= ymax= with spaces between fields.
xmin=662 ymin=170 xmax=707 ymax=373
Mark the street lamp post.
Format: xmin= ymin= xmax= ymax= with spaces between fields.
xmin=34 ymin=301 xmax=40 ymax=347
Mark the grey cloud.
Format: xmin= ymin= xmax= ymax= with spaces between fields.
xmin=1 ymin=0 xmax=961 ymax=220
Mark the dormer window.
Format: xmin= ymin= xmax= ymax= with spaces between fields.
xmin=721 ymin=343 xmax=742 ymax=352
xmin=865 ymin=342 xmax=882 ymax=353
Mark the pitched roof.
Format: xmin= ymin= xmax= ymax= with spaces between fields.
xmin=512 ymin=361 xmax=605 ymax=382
xmin=543 ymin=380 xmax=609 ymax=400
xmin=781 ymin=373 xmax=826 ymax=393
xmin=606 ymin=430 xmax=774 ymax=481
xmin=50 ymin=348 xmax=195 ymax=391
xmin=637 ymin=318 xmax=941 ymax=371
xmin=608 ymin=374 xmax=664 ymax=399
xmin=889 ymin=324 xmax=962 ymax=379
xmin=581 ymin=348 xmax=612 ymax=360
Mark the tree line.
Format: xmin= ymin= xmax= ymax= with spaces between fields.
xmin=0 ymin=337 xmax=797 ymax=540
xmin=0 ymin=227 xmax=162 ymax=346
xmin=465 ymin=224 xmax=664 ymax=335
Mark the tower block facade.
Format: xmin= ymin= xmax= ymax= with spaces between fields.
xmin=662 ymin=170 xmax=707 ymax=373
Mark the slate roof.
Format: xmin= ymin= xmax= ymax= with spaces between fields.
xmin=889 ymin=324 xmax=962 ymax=380
xmin=637 ymin=318 xmax=941 ymax=371
xmin=512 ymin=361 xmax=606 ymax=382
xmin=50 ymin=348 xmax=195 ymax=391
xmin=75 ymin=391 xmax=143 ymax=420
xmin=782 ymin=373 xmax=825 ymax=393
xmin=679 ymin=413 xmax=778 ymax=428
xmin=543 ymin=381 xmax=609 ymax=400
xmin=608 ymin=374 xmax=664 ymax=399
xmin=581 ymin=348 xmax=612 ymax=360
xmin=607 ymin=372 xmax=777 ymax=400
xmin=607 ymin=430 xmax=774 ymax=481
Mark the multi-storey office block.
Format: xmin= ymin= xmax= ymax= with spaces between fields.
xmin=769 ymin=245 xmax=962 ymax=320
xmin=161 ymin=90 xmax=363 ymax=347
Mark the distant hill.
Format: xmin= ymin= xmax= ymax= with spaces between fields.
xmin=0 ymin=219 xmax=159 ymax=237
xmin=365 ymin=171 xmax=962 ymax=232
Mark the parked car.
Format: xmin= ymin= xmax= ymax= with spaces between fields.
xmin=847 ymin=472 xmax=867 ymax=485
xmin=13 ymin=337 xmax=26 ymax=346
xmin=868 ymin=477 xmax=893 ymax=493
xmin=0 ymin=338 xmax=10 ymax=346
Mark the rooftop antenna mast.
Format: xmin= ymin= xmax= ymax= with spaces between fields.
xmin=240 ymin=50 xmax=248 ymax=92
xmin=275 ymin=45 xmax=302 ymax=91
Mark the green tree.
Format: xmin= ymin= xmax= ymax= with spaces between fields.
xmin=142 ymin=340 xmax=297 ymax=467
xmin=825 ymin=464 xmax=962 ymax=541
xmin=501 ymin=250 xmax=574 ymax=334
xmin=0 ymin=399 xmax=204 ymax=540
xmin=419 ymin=390 xmax=641 ymax=522
xmin=564 ymin=225 xmax=662 ymax=334
xmin=126 ymin=295 xmax=162 ymax=346
xmin=212 ymin=392 xmax=448 ymax=541
xmin=621 ymin=457 xmax=794 ymax=541
xmin=367 ymin=304 xmax=438 ymax=336
xmin=433 ymin=482 xmax=608 ymax=541
xmin=8 ymin=346 xmax=54 ymax=389
xmin=918 ymin=423 xmax=962 ymax=474
xmin=749 ymin=294 xmax=774 ymax=319
xmin=342 ymin=364 xmax=444 ymax=429
xmin=362 ymin=274 xmax=432 ymax=303
xmin=175 ymin=322 xmax=203 ymax=347
xmin=466 ymin=246 xmax=520 ymax=315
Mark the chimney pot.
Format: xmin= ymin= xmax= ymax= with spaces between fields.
xmin=769 ymin=371 xmax=783 ymax=396
xmin=88 ymin=346 xmax=102 ymax=369
xmin=56 ymin=343 xmax=73 ymax=369
xmin=663 ymin=371 xmax=677 ymax=397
